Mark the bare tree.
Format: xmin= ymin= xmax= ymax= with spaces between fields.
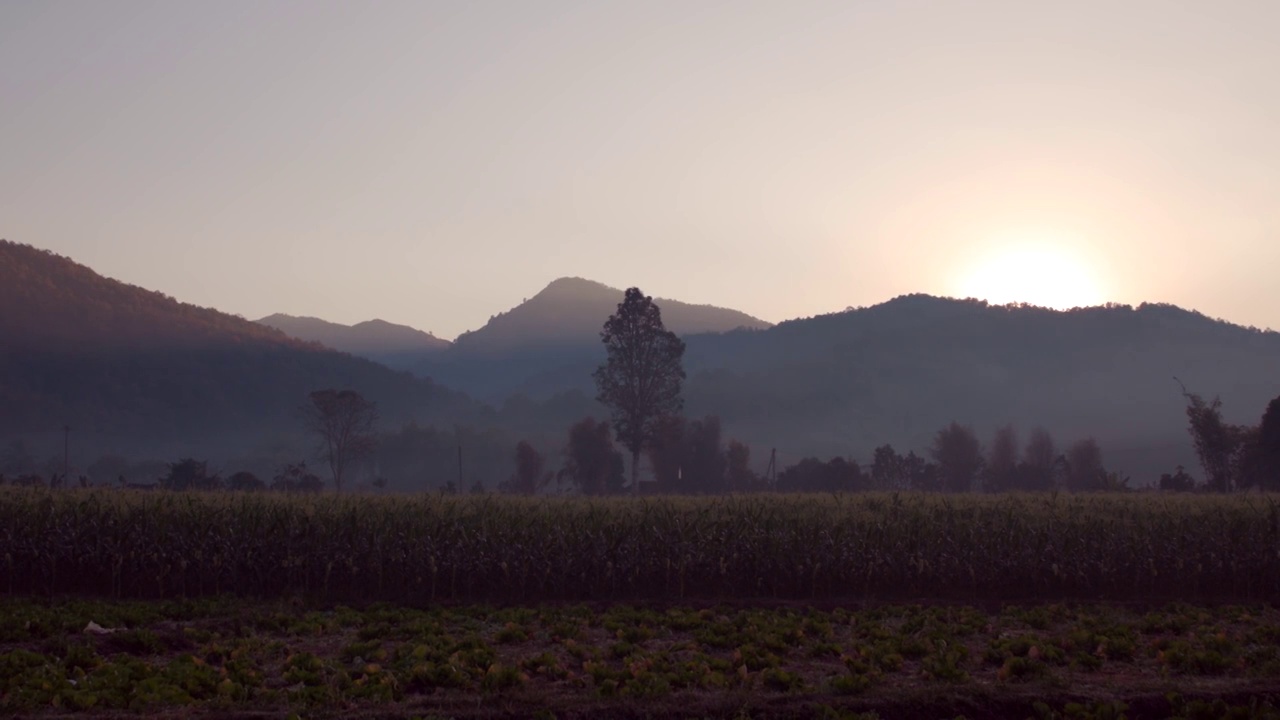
xmin=302 ymin=389 xmax=378 ymax=492
xmin=594 ymin=288 xmax=686 ymax=495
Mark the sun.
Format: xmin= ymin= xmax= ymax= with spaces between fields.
xmin=953 ymin=238 xmax=1104 ymax=310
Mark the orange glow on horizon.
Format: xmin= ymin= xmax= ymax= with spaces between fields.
xmin=953 ymin=234 xmax=1106 ymax=310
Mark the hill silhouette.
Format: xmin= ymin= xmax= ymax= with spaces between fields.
xmin=5 ymin=240 xmax=1277 ymax=486
xmin=0 ymin=240 xmax=478 ymax=459
xmin=257 ymin=314 xmax=450 ymax=370
xmin=415 ymin=277 xmax=771 ymax=400
xmin=678 ymin=296 xmax=1280 ymax=480
xmin=435 ymin=293 xmax=1280 ymax=482
xmin=452 ymin=277 xmax=770 ymax=355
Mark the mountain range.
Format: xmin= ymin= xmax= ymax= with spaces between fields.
xmin=675 ymin=296 xmax=1280 ymax=478
xmin=0 ymin=240 xmax=478 ymax=462
xmin=259 ymin=275 xmax=1280 ymax=481
xmin=4 ymin=238 xmax=1280 ymax=486
xmin=410 ymin=277 xmax=771 ymax=400
xmin=449 ymin=276 xmax=770 ymax=354
xmin=256 ymin=277 xmax=769 ymax=389
xmin=256 ymin=314 xmax=450 ymax=371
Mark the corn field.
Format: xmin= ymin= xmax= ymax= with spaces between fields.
xmin=1 ymin=489 xmax=1278 ymax=603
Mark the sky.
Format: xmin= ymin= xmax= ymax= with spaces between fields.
xmin=2 ymin=0 xmax=1278 ymax=339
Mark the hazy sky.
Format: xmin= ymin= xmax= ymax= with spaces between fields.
xmin=3 ymin=1 xmax=1278 ymax=339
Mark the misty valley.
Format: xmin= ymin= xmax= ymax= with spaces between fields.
xmin=4 ymin=241 xmax=1278 ymax=496
xmin=3 ymin=240 xmax=1280 ymax=720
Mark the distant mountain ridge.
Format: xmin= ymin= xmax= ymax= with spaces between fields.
xmin=675 ymin=294 xmax=1280 ymax=480
xmin=450 ymin=277 xmax=771 ymax=355
xmin=257 ymin=314 xmax=450 ymax=371
xmin=422 ymin=290 xmax=1280 ymax=482
xmin=412 ymin=277 xmax=771 ymax=399
xmin=0 ymin=240 xmax=477 ymax=454
xmin=6 ymin=238 xmax=1278 ymax=487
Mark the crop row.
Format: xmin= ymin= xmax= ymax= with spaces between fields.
xmin=2 ymin=599 xmax=1279 ymax=717
xmin=1 ymin=490 xmax=1279 ymax=602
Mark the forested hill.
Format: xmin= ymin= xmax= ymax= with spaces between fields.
xmin=0 ymin=240 xmax=478 ymax=449
xmin=433 ymin=291 xmax=1280 ymax=481
xmin=679 ymin=295 xmax=1280 ymax=477
xmin=5 ymin=238 xmax=1277 ymax=484
xmin=449 ymin=277 xmax=771 ymax=356
xmin=257 ymin=314 xmax=450 ymax=371
xmin=415 ymin=277 xmax=771 ymax=399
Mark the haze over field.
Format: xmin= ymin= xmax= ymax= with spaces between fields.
xmin=4 ymin=239 xmax=1279 ymax=492
xmin=3 ymin=1 xmax=1279 ymax=339
xmin=3 ymin=2 xmax=1280 ymax=496
xmin=8 ymin=9 xmax=1280 ymax=719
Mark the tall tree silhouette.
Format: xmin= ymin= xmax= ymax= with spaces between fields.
xmin=726 ymin=440 xmax=754 ymax=492
xmin=1177 ymin=382 xmax=1248 ymax=492
xmin=559 ymin=417 xmax=624 ymax=495
xmin=647 ymin=415 xmax=689 ymax=492
xmin=1254 ymin=396 xmax=1280 ymax=491
xmin=985 ymin=424 xmax=1019 ymax=492
xmin=648 ymin=415 xmax=728 ymax=493
xmin=502 ymin=440 xmax=550 ymax=495
xmin=594 ymin=288 xmax=686 ymax=495
xmin=1065 ymin=437 xmax=1104 ymax=491
xmin=160 ymin=458 xmax=220 ymax=491
xmin=931 ymin=422 xmax=983 ymax=492
xmin=871 ymin=445 xmax=909 ymax=490
xmin=302 ymin=389 xmax=378 ymax=492
xmin=1023 ymin=427 xmax=1058 ymax=490
xmin=686 ymin=416 xmax=727 ymax=493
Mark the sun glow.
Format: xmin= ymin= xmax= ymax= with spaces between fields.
xmin=954 ymin=237 xmax=1105 ymax=310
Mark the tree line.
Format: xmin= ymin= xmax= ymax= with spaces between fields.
xmin=496 ymin=287 xmax=1280 ymax=496
xmin=4 ymin=285 xmax=1277 ymax=494
xmin=494 ymin=288 xmax=1126 ymax=496
xmin=492 ymin=413 xmax=1119 ymax=496
xmin=1174 ymin=383 xmax=1280 ymax=492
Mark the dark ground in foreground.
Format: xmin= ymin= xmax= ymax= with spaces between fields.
xmin=3 ymin=598 xmax=1280 ymax=719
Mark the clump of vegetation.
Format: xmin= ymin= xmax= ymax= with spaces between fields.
xmin=0 ymin=598 xmax=1277 ymax=716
